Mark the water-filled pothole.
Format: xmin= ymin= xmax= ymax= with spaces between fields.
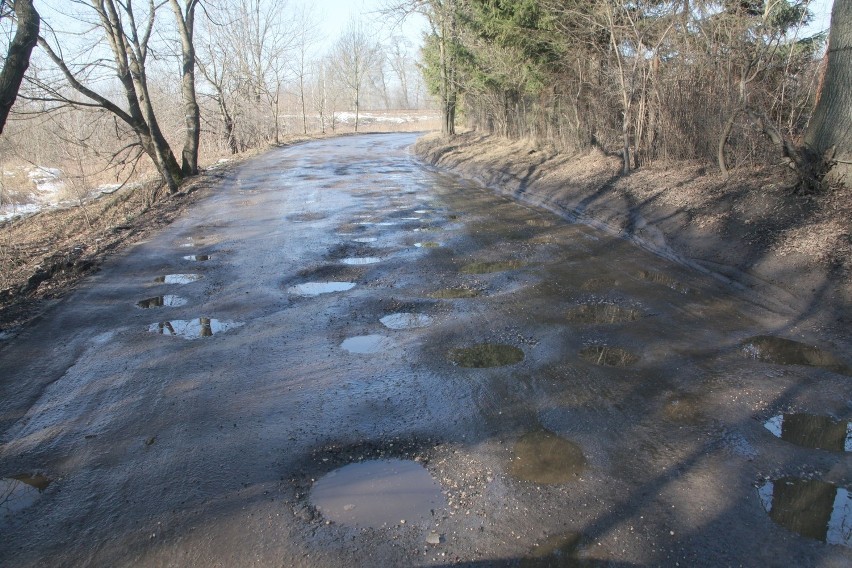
xmin=380 ymin=313 xmax=433 ymax=330
xmin=154 ymin=273 xmax=202 ymax=285
xmin=428 ymin=288 xmax=481 ymax=299
xmin=461 ymin=260 xmax=525 ymax=274
xmin=414 ymin=242 xmax=441 ymax=248
xmin=148 ymin=318 xmax=243 ymax=339
xmin=183 ymin=254 xmax=210 ymax=262
xmin=742 ymin=336 xmax=852 ymax=375
xmin=310 ymin=459 xmax=443 ymax=528
xmin=758 ymin=478 xmax=851 ymax=547
xmin=509 ymin=430 xmax=586 ymax=484
xmin=579 ymin=345 xmax=640 ymax=367
xmin=764 ymin=414 xmax=851 ymax=452
xmin=565 ymin=303 xmax=641 ymax=324
xmin=448 ymin=343 xmax=524 ymax=368
xmin=340 ymin=257 xmax=381 ymax=265
xmin=1 ymin=474 xmax=52 ymax=518
xmin=341 ymin=334 xmax=394 ymax=354
xmin=136 ymin=295 xmax=187 ymax=309
xmin=288 ymin=282 xmax=356 ymax=296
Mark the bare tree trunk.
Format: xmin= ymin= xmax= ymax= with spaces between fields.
xmin=0 ymin=0 xmax=39 ymax=134
xmin=804 ymin=0 xmax=852 ymax=188
xmin=169 ymin=0 xmax=200 ymax=176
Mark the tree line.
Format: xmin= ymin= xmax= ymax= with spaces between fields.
xmin=0 ymin=0 xmax=429 ymax=197
xmin=400 ymin=0 xmax=849 ymax=189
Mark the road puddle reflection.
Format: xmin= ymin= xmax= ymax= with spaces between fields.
xmin=509 ymin=430 xmax=586 ymax=483
xmin=758 ymin=478 xmax=851 ymax=547
xmin=742 ymin=336 xmax=852 ymax=375
xmin=380 ymin=313 xmax=433 ymax=330
xmin=579 ymin=345 xmax=640 ymax=367
xmin=635 ymin=270 xmax=689 ymax=293
xmin=183 ymin=254 xmax=210 ymax=262
xmin=340 ymin=257 xmax=381 ymax=265
xmin=1 ymin=474 xmax=52 ymax=519
xmin=341 ymin=334 xmax=394 ymax=354
xmin=148 ymin=318 xmax=243 ymax=339
xmin=414 ymin=242 xmax=441 ymax=248
xmin=154 ymin=273 xmax=202 ymax=285
xmin=288 ymin=282 xmax=356 ymax=296
xmin=136 ymin=295 xmax=187 ymax=309
xmin=565 ymin=303 xmax=641 ymax=324
xmin=764 ymin=414 xmax=852 ymax=452
xmin=449 ymin=343 xmax=524 ymax=367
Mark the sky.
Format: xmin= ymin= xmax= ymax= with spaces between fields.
xmin=309 ymin=0 xmax=428 ymax=52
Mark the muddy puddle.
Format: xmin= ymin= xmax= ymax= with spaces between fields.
xmin=340 ymin=257 xmax=381 ymax=265
xmin=148 ymin=318 xmax=244 ymax=339
xmin=380 ymin=313 xmax=433 ymax=330
xmin=183 ymin=254 xmax=210 ymax=262
xmin=742 ymin=336 xmax=852 ymax=375
xmin=579 ymin=345 xmax=640 ymax=367
xmin=448 ymin=343 xmax=525 ymax=368
xmin=352 ymin=237 xmax=377 ymax=243
xmin=758 ymin=478 xmax=851 ymax=547
xmin=428 ymin=288 xmax=481 ymax=299
xmin=154 ymin=274 xmax=202 ymax=285
xmin=288 ymin=282 xmax=356 ymax=296
xmin=565 ymin=303 xmax=641 ymax=324
xmin=520 ymin=532 xmax=582 ymax=567
xmin=414 ymin=242 xmax=441 ymax=248
xmin=634 ymin=270 xmax=689 ymax=293
xmin=310 ymin=459 xmax=443 ymax=528
xmin=341 ymin=335 xmax=395 ymax=354
xmin=509 ymin=430 xmax=586 ymax=484
xmin=136 ymin=295 xmax=187 ymax=309
xmin=1 ymin=474 xmax=52 ymax=518
xmin=764 ymin=414 xmax=851 ymax=452
xmin=461 ymin=260 xmax=525 ymax=274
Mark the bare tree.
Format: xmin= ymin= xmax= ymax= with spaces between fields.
xmin=330 ymin=19 xmax=380 ymax=132
xmin=168 ymin=0 xmax=201 ymax=175
xmin=290 ymin=5 xmax=318 ymax=135
xmin=0 ymin=0 xmax=39 ymax=134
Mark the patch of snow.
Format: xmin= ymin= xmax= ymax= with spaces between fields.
xmin=0 ymin=203 xmax=42 ymax=222
xmin=28 ymin=167 xmax=66 ymax=194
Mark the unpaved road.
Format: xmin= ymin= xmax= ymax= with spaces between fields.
xmin=1 ymin=134 xmax=850 ymax=567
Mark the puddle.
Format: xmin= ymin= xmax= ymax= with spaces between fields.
xmin=428 ymin=288 xmax=481 ymax=299
xmin=380 ymin=313 xmax=433 ymax=330
xmin=461 ymin=260 xmax=525 ymax=274
xmin=183 ymin=254 xmax=210 ymax=261
xmin=565 ymin=303 xmax=641 ymax=324
xmin=635 ymin=270 xmax=689 ymax=293
xmin=154 ymin=273 xmax=202 ymax=285
xmin=1 ymin=474 xmax=52 ymax=518
xmin=340 ymin=257 xmax=381 ymax=265
xmin=352 ymin=237 xmax=377 ymax=243
xmin=448 ymin=343 xmax=525 ymax=368
xmin=520 ymin=533 xmax=582 ymax=567
xmin=509 ymin=430 xmax=586 ymax=483
xmin=288 ymin=282 xmax=356 ymax=296
xmin=742 ymin=336 xmax=852 ymax=376
xmin=148 ymin=318 xmax=243 ymax=339
xmin=310 ymin=459 xmax=443 ymax=528
xmin=414 ymin=242 xmax=441 ymax=248
xmin=288 ymin=212 xmax=327 ymax=222
xmin=341 ymin=334 xmax=395 ymax=354
xmin=136 ymin=295 xmax=187 ymax=309
xmin=579 ymin=345 xmax=640 ymax=367
xmin=758 ymin=478 xmax=851 ymax=547
xmin=413 ymin=226 xmax=442 ymax=232
xmin=764 ymin=414 xmax=852 ymax=452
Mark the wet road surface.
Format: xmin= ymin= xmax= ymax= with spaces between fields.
xmin=1 ymin=134 xmax=850 ymax=566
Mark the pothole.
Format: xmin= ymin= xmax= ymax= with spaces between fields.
xmin=310 ymin=459 xmax=444 ymax=528
xmin=448 ymin=343 xmax=524 ymax=368
xmin=148 ymin=318 xmax=244 ymax=339
xmin=414 ymin=242 xmax=441 ymax=248
xmin=183 ymin=254 xmax=210 ymax=262
xmin=1 ymin=474 xmax=52 ymax=518
xmin=288 ymin=282 xmax=356 ymax=296
xmin=758 ymin=478 xmax=851 ymax=547
xmin=340 ymin=334 xmax=395 ymax=354
xmin=428 ymin=288 xmax=481 ymax=299
xmin=565 ymin=303 xmax=641 ymax=324
xmin=742 ymin=336 xmax=852 ymax=376
xmin=579 ymin=345 xmax=640 ymax=367
xmin=509 ymin=430 xmax=586 ymax=483
xmin=764 ymin=414 xmax=851 ymax=452
xmin=461 ymin=260 xmax=525 ymax=274
xmin=380 ymin=313 xmax=433 ymax=330
xmin=340 ymin=257 xmax=381 ymax=265
xmin=154 ymin=273 xmax=202 ymax=285
xmin=136 ymin=295 xmax=187 ymax=309
xmin=634 ymin=270 xmax=689 ymax=293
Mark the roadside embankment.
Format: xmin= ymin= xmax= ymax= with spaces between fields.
xmin=414 ymin=132 xmax=852 ymax=331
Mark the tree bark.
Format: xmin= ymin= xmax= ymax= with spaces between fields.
xmin=0 ymin=0 xmax=39 ymax=134
xmin=169 ymin=0 xmax=201 ymax=176
xmin=804 ymin=0 xmax=852 ymax=188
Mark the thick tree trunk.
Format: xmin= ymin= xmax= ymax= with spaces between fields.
xmin=0 ymin=0 xmax=40 ymax=134
xmin=169 ymin=0 xmax=200 ymax=176
xmin=804 ymin=0 xmax=852 ymax=188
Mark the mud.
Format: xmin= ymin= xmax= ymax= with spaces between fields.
xmin=448 ymin=343 xmax=525 ymax=368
